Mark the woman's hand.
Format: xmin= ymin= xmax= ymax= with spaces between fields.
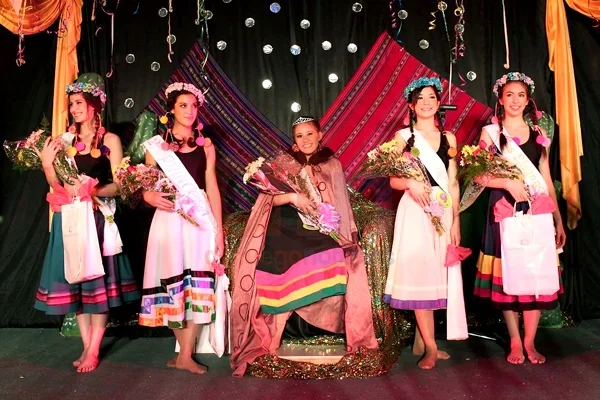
xmin=450 ymin=221 xmax=461 ymax=246
xmin=504 ymin=180 xmax=529 ymax=203
xmin=292 ymin=193 xmax=317 ymax=215
xmin=555 ymin=220 xmax=567 ymax=249
xmin=143 ymin=191 xmax=174 ymax=211
xmin=407 ymin=180 xmax=431 ymax=209
xmin=37 ymin=137 xmax=61 ymax=168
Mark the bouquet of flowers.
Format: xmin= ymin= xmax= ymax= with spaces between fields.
xmin=243 ymin=152 xmax=342 ymax=240
xmin=114 ymin=157 xmax=198 ymax=226
xmin=364 ymin=140 xmax=445 ymax=235
xmin=458 ymin=140 xmax=523 ymax=211
xmin=3 ymin=118 xmax=79 ymax=185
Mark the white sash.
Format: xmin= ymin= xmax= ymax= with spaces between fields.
xmin=484 ymin=124 xmax=548 ymax=195
xmin=399 ymin=128 xmax=449 ymax=194
xmin=143 ymin=135 xmax=217 ymax=233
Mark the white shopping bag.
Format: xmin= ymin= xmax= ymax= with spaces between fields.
xmin=61 ymin=197 xmax=105 ymax=284
xmin=210 ymin=273 xmax=232 ymax=357
xmin=500 ymin=205 xmax=559 ymax=297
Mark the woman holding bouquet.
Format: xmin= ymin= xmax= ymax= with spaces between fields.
xmin=383 ymin=77 xmax=465 ymax=370
xmin=35 ymin=76 xmax=140 ymax=373
xmin=473 ymin=72 xmax=566 ymax=365
xmin=138 ymin=82 xmax=224 ymax=375
xmin=230 ymin=116 xmax=377 ymax=377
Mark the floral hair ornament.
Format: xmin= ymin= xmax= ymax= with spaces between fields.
xmin=403 ymin=77 xmax=443 ymax=101
xmin=160 ymin=82 xmax=207 ymax=152
xmin=492 ymin=72 xmax=535 ymax=97
xmin=292 ymin=116 xmax=315 ymax=126
xmin=65 ymin=81 xmax=108 ymax=158
xmin=164 ymin=82 xmax=205 ymax=105
xmin=65 ymin=82 xmax=107 ymax=105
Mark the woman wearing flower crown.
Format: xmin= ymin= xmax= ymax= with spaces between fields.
xmin=34 ymin=76 xmax=140 ymax=373
xmin=383 ymin=77 xmax=465 ymax=369
xmin=138 ymin=82 xmax=224 ymax=375
xmin=230 ymin=116 xmax=377 ymax=377
xmin=473 ymin=72 xmax=566 ymax=365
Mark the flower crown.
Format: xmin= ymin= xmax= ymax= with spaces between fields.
xmin=404 ymin=77 xmax=443 ymax=100
xmin=65 ymin=82 xmax=107 ymax=105
xmin=165 ymin=82 xmax=205 ymax=105
xmin=493 ymin=72 xmax=535 ymax=97
xmin=292 ymin=116 xmax=315 ymax=126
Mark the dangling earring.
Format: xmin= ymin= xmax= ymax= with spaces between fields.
xmin=403 ymin=113 xmax=410 ymax=126
xmin=529 ymin=99 xmax=543 ymax=120
xmin=159 ymin=112 xmax=170 ymax=125
xmin=195 ymin=121 xmax=205 ymax=146
xmin=491 ymin=103 xmax=500 ymax=124
xmin=292 ymin=144 xmax=300 ymax=152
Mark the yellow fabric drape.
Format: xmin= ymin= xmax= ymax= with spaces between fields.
xmin=546 ymin=0 xmax=587 ymax=229
xmin=52 ymin=0 xmax=83 ymax=139
xmin=565 ymin=0 xmax=600 ymax=18
xmin=49 ymin=0 xmax=82 ymax=229
xmin=0 ymin=0 xmax=62 ymax=34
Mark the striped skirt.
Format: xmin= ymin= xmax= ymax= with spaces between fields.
xmin=139 ymin=208 xmax=216 ymax=329
xmin=35 ymin=211 xmax=140 ymax=315
xmin=474 ymin=189 xmax=562 ymax=311
xmin=255 ymin=206 xmax=347 ymax=314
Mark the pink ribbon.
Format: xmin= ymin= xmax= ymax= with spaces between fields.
xmin=46 ymin=178 xmax=98 ymax=212
xmin=445 ymin=244 xmax=472 ymax=267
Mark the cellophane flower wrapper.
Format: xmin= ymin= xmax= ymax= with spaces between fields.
xmin=364 ymin=140 xmax=445 ymax=235
xmin=458 ymin=142 xmax=523 ymax=212
xmin=243 ymin=151 xmax=342 ymax=241
xmin=3 ymin=122 xmax=79 ymax=185
xmin=114 ymin=157 xmax=198 ymax=226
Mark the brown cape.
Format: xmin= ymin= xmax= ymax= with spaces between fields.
xmin=229 ymin=157 xmax=378 ymax=376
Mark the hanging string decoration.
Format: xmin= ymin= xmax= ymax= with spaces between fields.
xmin=501 ymin=0 xmax=510 ymax=69
xmin=452 ymin=0 xmax=466 ymax=61
xmin=98 ymin=0 xmax=121 ymax=78
xmin=389 ymin=0 xmax=405 ymax=43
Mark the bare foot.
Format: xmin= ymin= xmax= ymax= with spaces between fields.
xmin=77 ymin=354 xmax=99 ymax=373
xmin=72 ymin=350 xmax=87 ymax=367
xmin=413 ymin=347 xmax=451 ymax=360
xmin=175 ymin=357 xmax=208 ymax=375
xmin=524 ymin=346 xmax=546 ymax=364
xmin=417 ymin=349 xmax=438 ymax=370
xmin=166 ymin=356 xmax=178 ymax=368
xmin=506 ymin=339 xmax=525 ymax=365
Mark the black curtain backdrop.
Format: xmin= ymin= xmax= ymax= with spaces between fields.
xmin=1 ymin=0 xmax=599 ymax=327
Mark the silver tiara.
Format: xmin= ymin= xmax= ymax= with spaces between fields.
xmin=292 ymin=117 xmax=314 ymax=126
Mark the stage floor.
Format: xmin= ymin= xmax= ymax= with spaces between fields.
xmin=1 ymin=320 xmax=599 ymax=400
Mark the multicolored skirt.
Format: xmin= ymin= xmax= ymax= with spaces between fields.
xmin=474 ymin=189 xmax=562 ymax=311
xmin=34 ymin=211 xmax=140 ymax=315
xmin=139 ymin=208 xmax=216 ymax=329
xmin=255 ymin=206 xmax=347 ymax=315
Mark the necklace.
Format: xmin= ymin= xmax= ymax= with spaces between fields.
xmin=66 ymin=125 xmax=109 ymax=158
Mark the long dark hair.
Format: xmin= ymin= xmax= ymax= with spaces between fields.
xmin=288 ymin=116 xmax=334 ymax=165
xmin=403 ymin=86 xmax=444 ymax=153
xmin=495 ymin=81 xmax=546 ymax=157
xmin=70 ymin=92 xmax=104 ymax=149
xmin=164 ymin=90 xmax=203 ymax=146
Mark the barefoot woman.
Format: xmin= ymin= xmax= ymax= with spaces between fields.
xmin=138 ymin=83 xmax=224 ymax=374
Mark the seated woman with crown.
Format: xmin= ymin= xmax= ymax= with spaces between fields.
xmin=229 ymin=116 xmax=378 ymax=377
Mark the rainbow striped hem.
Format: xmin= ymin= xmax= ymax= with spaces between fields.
xmin=139 ymin=270 xmax=215 ymax=329
xmin=256 ymin=248 xmax=347 ymax=314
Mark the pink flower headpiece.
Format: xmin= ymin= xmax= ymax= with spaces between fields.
xmin=165 ymin=82 xmax=205 ymax=105
xmin=493 ymin=72 xmax=535 ymax=97
xmin=65 ymin=82 xmax=107 ymax=105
